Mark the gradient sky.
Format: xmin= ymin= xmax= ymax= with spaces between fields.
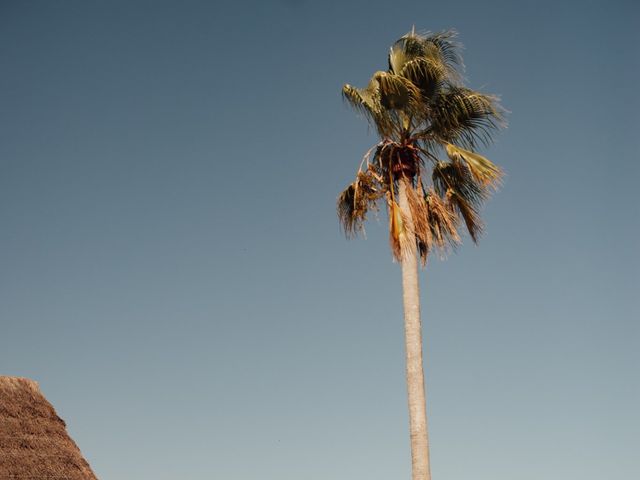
xmin=1 ymin=1 xmax=638 ymax=479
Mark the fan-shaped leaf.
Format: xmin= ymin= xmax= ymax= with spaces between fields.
xmin=398 ymin=57 xmax=446 ymax=101
xmin=389 ymin=30 xmax=463 ymax=82
xmin=429 ymin=87 xmax=504 ymax=148
xmin=445 ymin=143 xmax=503 ymax=190
xmin=446 ymin=189 xmax=484 ymax=243
xmin=342 ymin=84 xmax=395 ymax=138
xmin=374 ymin=71 xmax=422 ymax=114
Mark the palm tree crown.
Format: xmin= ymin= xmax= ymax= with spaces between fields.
xmin=338 ymin=29 xmax=505 ymax=263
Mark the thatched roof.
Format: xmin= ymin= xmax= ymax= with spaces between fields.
xmin=0 ymin=376 xmax=98 ymax=479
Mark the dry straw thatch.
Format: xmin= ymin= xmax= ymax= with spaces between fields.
xmin=0 ymin=376 xmax=98 ymax=479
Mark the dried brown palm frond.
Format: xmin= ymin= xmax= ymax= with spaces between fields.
xmin=337 ymin=170 xmax=384 ymax=238
xmin=414 ymin=180 xmax=432 ymax=265
xmin=366 ymin=160 xmax=385 ymax=184
xmin=403 ymin=178 xmax=432 ymax=259
xmin=425 ymin=188 xmax=460 ymax=252
xmin=389 ymin=199 xmax=414 ymax=262
xmin=337 ymin=183 xmax=359 ymax=237
xmin=445 ymin=143 xmax=503 ymax=190
xmin=417 ymin=240 xmax=429 ymax=265
xmin=373 ymin=142 xmax=392 ymax=178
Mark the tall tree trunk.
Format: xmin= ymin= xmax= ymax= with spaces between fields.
xmin=397 ymin=179 xmax=431 ymax=480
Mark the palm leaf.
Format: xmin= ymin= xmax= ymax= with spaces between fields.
xmin=389 ymin=30 xmax=463 ymax=82
xmin=445 ymin=143 xmax=503 ymax=190
xmin=446 ymin=189 xmax=484 ymax=243
xmin=373 ymin=71 xmax=422 ymax=115
xmin=340 ymin=28 xmax=505 ymax=259
xmin=421 ymin=30 xmax=464 ymax=77
xmin=425 ymin=188 xmax=460 ymax=251
xmin=337 ymin=183 xmax=359 ymax=238
xmin=429 ymin=87 xmax=504 ymax=148
xmin=342 ymin=83 xmax=395 ymax=138
xmin=431 ymin=159 xmax=488 ymax=242
xmin=388 ymin=28 xmax=430 ymax=74
xmin=432 ymin=160 xmax=487 ymax=206
xmin=337 ymin=170 xmax=384 ymax=238
xmin=398 ymin=57 xmax=446 ymax=101
xmin=403 ymin=178 xmax=432 ymax=257
xmin=389 ymin=199 xmax=413 ymax=261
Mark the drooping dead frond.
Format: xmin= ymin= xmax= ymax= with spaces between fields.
xmin=425 ymin=188 xmax=460 ymax=252
xmin=375 ymin=142 xmax=395 ymax=182
xmin=445 ymin=143 xmax=503 ymax=190
xmin=417 ymin=240 xmax=429 ymax=266
xmin=415 ymin=181 xmax=431 ymax=265
xmin=337 ymin=170 xmax=384 ymax=238
xmin=403 ymin=178 xmax=432 ymax=261
xmin=337 ymin=183 xmax=359 ymax=237
xmin=389 ymin=199 xmax=413 ymax=262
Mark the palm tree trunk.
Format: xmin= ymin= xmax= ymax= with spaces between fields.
xmin=397 ymin=179 xmax=431 ymax=480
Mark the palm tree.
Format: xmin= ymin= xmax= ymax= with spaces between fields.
xmin=337 ymin=29 xmax=504 ymax=480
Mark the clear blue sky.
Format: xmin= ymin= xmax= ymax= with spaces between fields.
xmin=1 ymin=1 xmax=638 ymax=479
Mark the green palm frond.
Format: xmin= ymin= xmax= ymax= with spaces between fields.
xmin=388 ymin=32 xmax=418 ymax=74
xmin=445 ymin=143 xmax=503 ymax=190
xmin=428 ymin=87 xmax=504 ymax=148
xmin=432 ymin=160 xmax=488 ymax=242
xmin=421 ymin=30 xmax=464 ymax=76
xmin=342 ymin=84 xmax=395 ymax=138
xmin=398 ymin=57 xmax=446 ymax=101
xmin=341 ymin=84 xmax=376 ymax=116
xmin=446 ymin=189 xmax=484 ymax=243
xmin=432 ymin=161 xmax=486 ymax=206
xmin=374 ymin=71 xmax=422 ymax=114
xmin=389 ymin=30 xmax=463 ymax=82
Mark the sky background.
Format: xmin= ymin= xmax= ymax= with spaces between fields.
xmin=1 ymin=1 xmax=638 ymax=479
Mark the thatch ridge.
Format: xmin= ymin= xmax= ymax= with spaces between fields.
xmin=0 ymin=376 xmax=98 ymax=480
